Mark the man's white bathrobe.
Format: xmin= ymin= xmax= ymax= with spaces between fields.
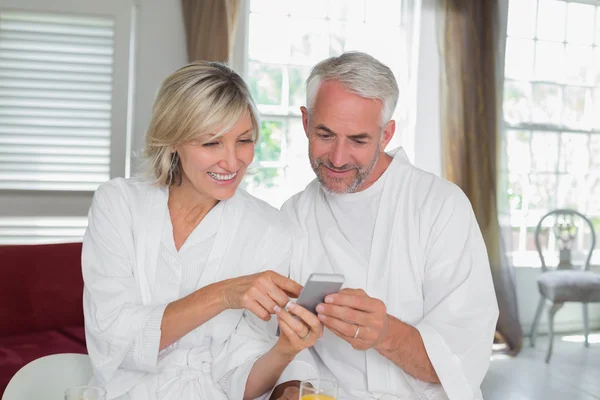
xmin=281 ymin=148 xmax=499 ymax=400
xmin=82 ymin=177 xmax=317 ymax=400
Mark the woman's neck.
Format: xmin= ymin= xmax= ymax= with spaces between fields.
xmin=168 ymin=181 xmax=219 ymax=226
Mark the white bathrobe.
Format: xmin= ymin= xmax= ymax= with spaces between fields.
xmin=281 ymin=148 xmax=499 ymax=400
xmin=82 ymin=177 xmax=317 ymax=400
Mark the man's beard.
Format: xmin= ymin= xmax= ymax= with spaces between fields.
xmin=309 ymin=143 xmax=380 ymax=194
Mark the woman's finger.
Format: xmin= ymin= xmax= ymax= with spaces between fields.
xmin=278 ymin=315 xmax=303 ymax=347
xmin=287 ymin=303 xmax=323 ymax=337
xmin=250 ymin=286 xmax=280 ymax=314
xmin=246 ymin=300 xmax=271 ymax=321
xmin=263 ymin=280 xmax=294 ymax=308
xmin=276 ymin=306 xmax=310 ymax=338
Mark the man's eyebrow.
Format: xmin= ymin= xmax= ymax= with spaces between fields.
xmin=315 ymin=124 xmax=336 ymax=135
xmin=347 ymin=133 xmax=371 ymax=140
xmin=315 ymin=125 xmax=371 ymax=140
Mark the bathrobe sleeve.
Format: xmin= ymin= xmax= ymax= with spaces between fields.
xmin=414 ymin=185 xmax=499 ymax=400
xmin=213 ymin=214 xmax=318 ymax=400
xmin=82 ymin=181 xmax=166 ymax=387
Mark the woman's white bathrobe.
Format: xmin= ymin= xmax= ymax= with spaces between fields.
xmin=82 ymin=177 xmax=317 ymax=400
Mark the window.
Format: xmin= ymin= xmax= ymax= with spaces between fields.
xmin=0 ymin=0 xmax=134 ymax=244
xmin=240 ymin=0 xmax=418 ymax=207
xmin=503 ymin=0 xmax=600 ymax=266
xmin=0 ymin=10 xmax=115 ymax=191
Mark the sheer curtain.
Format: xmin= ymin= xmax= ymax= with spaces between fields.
xmin=180 ymin=0 xmax=240 ymax=62
xmin=437 ymin=0 xmax=523 ymax=354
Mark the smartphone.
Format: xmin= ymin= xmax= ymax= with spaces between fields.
xmin=296 ymin=273 xmax=345 ymax=314
xmin=276 ymin=273 xmax=345 ymax=337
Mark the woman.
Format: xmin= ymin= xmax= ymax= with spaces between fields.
xmin=82 ymin=61 xmax=322 ymax=400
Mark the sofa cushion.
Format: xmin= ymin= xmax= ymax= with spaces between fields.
xmin=0 ymin=242 xmax=84 ymax=336
xmin=0 ymin=329 xmax=87 ymax=397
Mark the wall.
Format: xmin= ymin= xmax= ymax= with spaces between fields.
xmin=412 ymin=0 xmax=442 ymax=177
xmin=130 ymin=0 xmax=187 ymax=174
xmin=0 ymin=0 xmax=187 ymax=221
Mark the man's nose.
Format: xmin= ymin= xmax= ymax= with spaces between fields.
xmin=330 ymin=139 xmax=350 ymax=168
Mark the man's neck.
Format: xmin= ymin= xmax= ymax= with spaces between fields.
xmin=356 ymin=152 xmax=393 ymax=192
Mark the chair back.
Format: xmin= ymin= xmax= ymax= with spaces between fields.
xmin=2 ymin=353 xmax=93 ymax=400
xmin=535 ymin=209 xmax=596 ymax=273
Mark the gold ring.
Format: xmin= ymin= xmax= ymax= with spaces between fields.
xmin=353 ymin=326 xmax=360 ymax=339
xmin=301 ymin=330 xmax=311 ymax=340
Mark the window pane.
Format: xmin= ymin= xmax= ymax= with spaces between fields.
xmin=535 ymin=41 xmax=565 ymax=82
xmin=248 ymin=62 xmax=283 ymax=106
xmin=589 ymin=183 xmax=600 ymax=215
xmin=329 ymin=20 xmax=348 ymax=56
xmin=557 ymin=174 xmax=587 ymax=210
xmin=536 ymin=0 xmax=566 ymax=42
xmin=366 ymin=0 xmax=401 ymax=24
xmin=328 ymin=0 xmax=366 ymax=21
xmin=250 ymin=0 xmax=289 ymax=15
xmin=504 ymin=37 xmax=534 ymax=80
xmin=596 ymin=7 xmax=600 ymax=45
xmin=531 ymin=132 xmax=559 ymax=172
xmin=562 ymin=86 xmax=592 ymax=130
xmin=255 ymin=120 xmax=285 ymax=162
xmin=243 ymin=167 xmax=284 ymax=191
xmin=249 ymin=14 xmax=289 ymax=63
xmin=508 ymin=173 xmax=527 ymax=211
xmin=531 ymin=83 xmax=562 ymax=124
xmin=528 ymin=173 xmax=557 ymax=211
xmin=592 ymin=88 xmax=600 ymax=129
xmin=288 ymin=66 xmax=310 ymax=107
xmin=506 ymin=130 xmax=531 ymax=173
xmin=559 ymin=133 xmax=589 ymax=174
xmin=565 ymin=45 xmax=593 ymax=85
xmin=566 ymin=3 xmax=595 ymax=44
xmin=590 ymin=135 xmax=600 ymax=171
xmin=503 ymin=80 xmax=531 ymax=124
xmin=289 ymin=18 xmax=329 ymax=66
xmin=289 ymin=0 xmax=327 ymax=18
xmin=507 ymin=0 xmax=537 ymax=38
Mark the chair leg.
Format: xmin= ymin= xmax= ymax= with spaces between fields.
xmin=546 ymin=302 xmax=563 ymax=363
xmin=583 ymin=303 xmax=590 ymax=348
xmin=530 ymin=296 xmax=546 ymax=348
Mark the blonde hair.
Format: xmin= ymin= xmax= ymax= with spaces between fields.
xmin=143 ymin=61 xmax=260 ymax=186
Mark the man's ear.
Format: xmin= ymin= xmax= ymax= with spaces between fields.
xmin=380 ymin=119 xmax=396 ymax=150
xmin=301 ymin=106 xmax=309 ymax=139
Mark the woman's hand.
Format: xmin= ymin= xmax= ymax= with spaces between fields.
xmin=221 ymin=271 xmax=303 ymax=321
xmin=274 ymin=301 xmax=323 ymax=359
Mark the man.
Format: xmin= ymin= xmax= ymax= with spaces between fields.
xmin=273 ymin=52 xmax=499 ymax=400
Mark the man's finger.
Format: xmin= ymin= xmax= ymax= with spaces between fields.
xmin=318 ymin=313 xmax=357 ymax=338
xmin=316 ymin=303 xmax=371 ymax=326
xmin=324 ymin=292 xmax=377 ymax=312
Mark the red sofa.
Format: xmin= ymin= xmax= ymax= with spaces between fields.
xmin=0 ymin=242 xmax=87 ymax=396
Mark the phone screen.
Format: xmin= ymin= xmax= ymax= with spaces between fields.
xmin=275 ymin=273 xmax=344 ymax=337
xmin=296 ymin=273 xmax=345 ymax=314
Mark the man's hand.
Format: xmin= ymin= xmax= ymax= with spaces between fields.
xmin=316 ymin=288 xmax=389 ymax=350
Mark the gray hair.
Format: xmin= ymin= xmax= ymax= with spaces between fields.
xmin=142 ymin=61 xmax=260 ymax=186
xmin=306 ymin=52 xmax=399 ymax=126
